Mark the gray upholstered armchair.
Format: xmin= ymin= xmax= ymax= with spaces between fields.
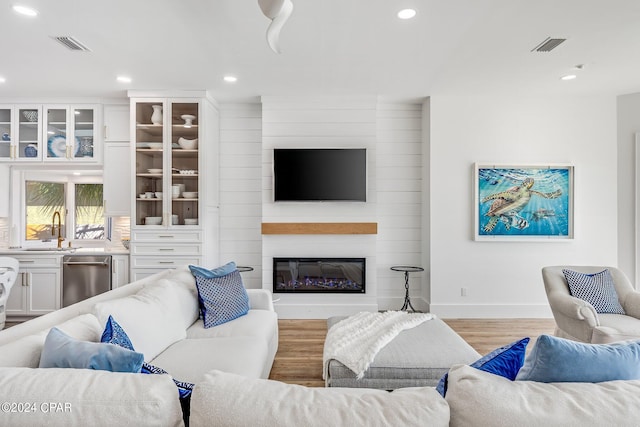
xmin=542 ymin=266 xmax=640 ymax=344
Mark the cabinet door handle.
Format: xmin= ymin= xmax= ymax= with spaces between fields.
xmin=158 ymin=248 xmax=174 ymax=251
xmin=104 ymin=125 xmax=108 ymax=140
xmin=158 ymin=261 xmax=174 ymax=264
xmin=158 ymin=235 xmax=174 ymax=238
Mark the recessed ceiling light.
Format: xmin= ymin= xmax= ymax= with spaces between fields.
xmin=397 ymin=9 xmax=417 ymax=19
xmin=223 ymin=75 xmax=238 ymax=83
xmin=0 ymin=77 xmax=5 ymax=83
xmin=561 ymin=74 xmax=577 ymax=81
xmin=116 ymin=76 xmax=132 ymax=83
xmin=12 ymin=5 xmax=38 ymax=17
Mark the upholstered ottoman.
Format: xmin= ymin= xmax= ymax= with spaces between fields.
xmin=325 ymin=316 xmax=480 ymax=389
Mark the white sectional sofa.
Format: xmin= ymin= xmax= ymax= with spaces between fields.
xmin=0 ymin=265 xmax=278 ymax=427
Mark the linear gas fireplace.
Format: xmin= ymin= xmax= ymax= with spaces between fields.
xmin=273 ymin=257 xmax=366 ymax=293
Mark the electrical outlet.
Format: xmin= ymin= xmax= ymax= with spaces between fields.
xmin=461 ymin=287 xmax=468 ymax=297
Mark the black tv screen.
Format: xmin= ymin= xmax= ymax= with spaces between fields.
xmin=273 ymin=148 xmax=366 ymax=201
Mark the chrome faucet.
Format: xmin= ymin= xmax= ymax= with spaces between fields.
xmin=52 ymin=211 xmax=64 ymax=249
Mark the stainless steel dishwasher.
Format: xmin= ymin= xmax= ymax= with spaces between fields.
xmin=62 ymin=255 xmax=112 ymax=307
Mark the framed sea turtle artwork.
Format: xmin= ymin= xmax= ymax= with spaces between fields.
xmin=474 ymin=164 xmax=574 ymax=241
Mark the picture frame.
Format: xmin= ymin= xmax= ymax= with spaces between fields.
xmin=474 ymin=163 xmax=574 ymax=241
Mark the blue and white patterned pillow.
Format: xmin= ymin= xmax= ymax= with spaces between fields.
xmin=101 ymin=315 xmax=135 ymax=350
xmin=192 ymin=269 xmax=250 ymax=328
xmin=562 ymin=269 xmax=626 ymax=314
xmin=100 ymin=316 xmax=194 ymax=399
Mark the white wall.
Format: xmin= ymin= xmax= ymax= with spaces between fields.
xmin=376 ymin=103 xmax=424 ymax=310
xmin=218 ymin=103 xmax=263 ymax=289
xmin=260 ymin=96 xmax=379 ymax=318
xmin=430 ymin=95 xmax=618 ymax=318
xmin=616 ymin=92 xmax=640 ymax=287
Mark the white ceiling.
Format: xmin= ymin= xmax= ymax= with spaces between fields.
xmin=2 ymin=0 xmax=640 ymax=101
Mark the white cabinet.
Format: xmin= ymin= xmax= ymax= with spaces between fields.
xmin=0 ymin=105 xmax=42 ymax=162
xmin=104 ymin=104 xmax=130 ymax=142
xmin=43 ymin=104 xmax=100 ymax=162
xmin=131 ymin=98 xmax=201 ymax=228
xmin=103 ymin=142 xmax=131 ymax=216
xmin=111 ymin=254 xmax=129 ymax=289
xmin=6 ymin=255 xmax=61 ymax=317
xmin=0 ymin=104 xmax=100 ymax=163
xmin=129 ymin=230 xmax=201 ymax=279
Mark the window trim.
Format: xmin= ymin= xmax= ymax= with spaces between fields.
xmin=12 ymin=168 xmax=104 ymax=248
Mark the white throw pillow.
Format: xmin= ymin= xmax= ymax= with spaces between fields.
xmin=446 ymin=364 xmax=640 ymax=427
xmin=190 ymin=370 xmax=450 ymax=427
xmin=152 ymin=278 xmax=199 ymax=331
xmin=93 ymin=282 xmax=187 ymax=362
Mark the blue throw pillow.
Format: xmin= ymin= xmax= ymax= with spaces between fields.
xmin=39 ymin=327 xmax=144 ymax=373
xmin=436 ymin=337 xmax=529 ymax=397
xmin=142 ymin=362 xmax=194 ymax=399
xmin=192 ymin=269 xmax=250 ymax=328
xmin=516 ymin=334 xmax=640 ymax=382
xmin=100 ymin=316 xmax=194 ymax=399
xmin=189 ymin=262 xmax=237 ymax=279
xmin=562 ymin=269 xmax=625 ymax=314
xmin=101 ymin=315 xmax=135 ymax=350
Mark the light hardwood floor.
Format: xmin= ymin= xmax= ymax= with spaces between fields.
xmin=269 ymin=318 xmax=556 ymax=387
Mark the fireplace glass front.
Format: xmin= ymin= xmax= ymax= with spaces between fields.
xmin=273 ymin=257 xmax=365 ymax=293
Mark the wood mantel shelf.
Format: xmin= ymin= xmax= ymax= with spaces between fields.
xmin=261 ymin=222 xmax=378 ymax=235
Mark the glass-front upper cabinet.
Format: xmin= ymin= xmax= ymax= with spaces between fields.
xmin=44 ymin=105 xmax=97 ymax=162
xmin=0 ymin=106 xmax=13 ymax=160
xmin=16 ymin=106 xmax=42 ymax=161
xmin=132 ymin=99 xmax=200 ymax=227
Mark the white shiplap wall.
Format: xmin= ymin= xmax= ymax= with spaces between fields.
xmin=261 ymin=96 xmax=380 ymax=318
xmin=218 ymin=103 xmax=263 ymax=289
xmin=217 ymin=98 xmax=425 ymax=315
xmin=376 ymin=103 xmax=424 ymax=311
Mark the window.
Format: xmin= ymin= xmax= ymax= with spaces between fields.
xmin=23 ymin=176 xmax=104 ymax=243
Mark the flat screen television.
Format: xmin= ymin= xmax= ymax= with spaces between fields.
xmin=273 ymin=148 xmax=367 ymax=202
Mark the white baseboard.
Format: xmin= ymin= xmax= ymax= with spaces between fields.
xmin=376 ymin=296 xmax=430 ymax=313
xmin=430 ymin=304 xmax=553 ymax=318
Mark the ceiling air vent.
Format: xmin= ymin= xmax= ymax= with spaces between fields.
xmin=51 ymin=36 xmax=91 ymax=52
xmin=531 ymin=37 xmax=566 ymax=52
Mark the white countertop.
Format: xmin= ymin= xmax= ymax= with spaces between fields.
xmin=0 ymin=247 xmax=129 ymax=255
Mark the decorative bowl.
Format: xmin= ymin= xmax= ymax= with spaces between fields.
xmin=147 ymin=168 xmax=162 ymax=174
xmin=155 ymin=192 xmax=163 ymax=199
xmin=182 ymin=192 xmax=198 ymax=199
xmin=22 ymin=110 xmax=38 ymax=122
xmin=184 ymin=219 xmax=198 ymax=225
xmin=147 ymin=142 xmax=163 ymax=149
xmin=145 ymin=216 xmax=162 ymax=225
xmin=178 ymin=137 xmax=198 ymax=150
xmin=179 ymin=169 xmax=196 ymax=175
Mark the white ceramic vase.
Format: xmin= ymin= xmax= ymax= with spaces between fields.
xmin=151 ymin=105 xmax=163 ymax=125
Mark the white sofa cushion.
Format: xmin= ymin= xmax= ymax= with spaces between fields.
xmin=0 ymin=367 xmax=183 ymax=427
xmin=0 ymin=313 xmax=102 ymax=368
xmin=150 ymin=337 xmax=269 ymax=383
xmin=92 ymin=282 xmax=187 ymax=361
xmin=189 ymin=370 xmax=450 ymax=427
xmin=446 ymin=364 xmax=640 ymax=427
xmin=186 ymin=309 xmax=277 ymax=340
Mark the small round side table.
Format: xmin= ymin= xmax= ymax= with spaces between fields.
xmin=390 ymin=265 xmax=424 ymax=312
